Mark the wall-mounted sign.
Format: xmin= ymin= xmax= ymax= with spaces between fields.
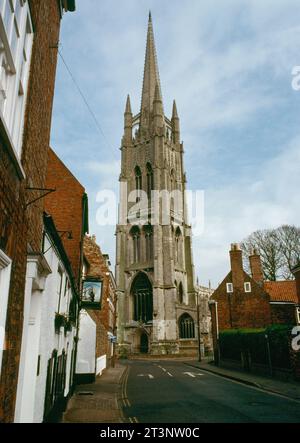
xmin=81 ymin=279 xmax=103 ymax=310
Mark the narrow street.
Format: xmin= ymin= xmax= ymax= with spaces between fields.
xmin=122 ymin=360 xmax=300 ymax=423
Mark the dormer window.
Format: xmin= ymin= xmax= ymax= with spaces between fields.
xmin=244 ymin=282 xmax=251 ymax=293
xmin=226 ymin=283 xmax=233 ymax=293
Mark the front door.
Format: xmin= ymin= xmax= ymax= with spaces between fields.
xmin=140 ymin=333 xmax=148 ymax=353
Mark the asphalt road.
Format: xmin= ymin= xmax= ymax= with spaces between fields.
xmin=122 ymin=360 xmax=300 ymax=423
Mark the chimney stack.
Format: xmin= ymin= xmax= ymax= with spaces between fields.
xmin=249 ymin=248 xmax=264 ymax=286
xmin=230 ymin=243 xmax=244 ymax=291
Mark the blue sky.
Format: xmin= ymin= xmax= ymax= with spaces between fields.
xmin=51 ymin=0 xmax=300 ymax=287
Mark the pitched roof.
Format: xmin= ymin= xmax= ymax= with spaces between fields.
xmin=264 ymin=281 xmax=298 ymax=303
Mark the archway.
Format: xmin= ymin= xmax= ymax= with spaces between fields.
xmin=140 ymin=333 xmax=149 ymax=353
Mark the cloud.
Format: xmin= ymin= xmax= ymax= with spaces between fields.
xmin=195 ymin=135 xmax=300 ymax=287
xmin=50 ymin=0 xmax=300 ymax=287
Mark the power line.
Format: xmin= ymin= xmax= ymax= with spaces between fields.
xmin=58 ymin=48 xmax=114 ymax=152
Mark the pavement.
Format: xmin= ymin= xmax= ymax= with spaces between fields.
xmin=184 ymin=360 xmax=300 ymax=402
xmin=62 ymin=364 xmax=127 ymax=423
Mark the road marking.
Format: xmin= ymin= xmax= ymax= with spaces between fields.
xmin=167 ymin=372 xmax=173 ymax=377
xmin=137 ymin=374 xmax=154 ymax=379
xmin=183 ymin=372 xmax=204 ymax=378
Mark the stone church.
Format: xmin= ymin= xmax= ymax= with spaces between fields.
xmin=116 ymin=13 xmax=198 ymax=356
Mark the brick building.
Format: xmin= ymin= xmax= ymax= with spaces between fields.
xmin=76 ymin=235 xmax=117 ymax=383
xmin=44 ymin=147 xmax=89 ymax=286
xmin=13 ymin=148 xmax=89 ymax=422
xmin=0 ymin=1 xmax=76 ymax=422
xmin=210 ymin=244 xmax=299 ymax=364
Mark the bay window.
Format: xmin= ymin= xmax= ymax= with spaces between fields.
xmin=0 ymin=0 xmax=33 ymax=155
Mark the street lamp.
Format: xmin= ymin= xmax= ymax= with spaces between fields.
xmin=196 ymin=292 xmax=202 ymax=362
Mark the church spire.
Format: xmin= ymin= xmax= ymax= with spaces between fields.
xmin=140 ymin=12 xmax=163 ymax=131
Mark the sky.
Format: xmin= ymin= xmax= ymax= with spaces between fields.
xmin=51 ymin=0 xmax=300 ymax=288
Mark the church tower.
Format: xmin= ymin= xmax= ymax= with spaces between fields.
xmin=116 ymin=13 xmax=198 ymax=356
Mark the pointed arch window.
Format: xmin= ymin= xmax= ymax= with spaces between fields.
xmin=135 ymin=166 xmax=142 ymax=202
xmin=179 ymin=314 xmax=195 ymax=339
xmin=144 ymin=224 xmax=153 ymax=261
xmin=146 ymin=163 xmax=154 ymax=201
xmin=178 ymin=282 xmax=184 ymax=304
xmin=131 ymin=272 xmax=153 ymax=323
xmin=175 ymin=227 xmax=181 ymax=264
xmin=130 ymin=226 xmax=141 ymax=263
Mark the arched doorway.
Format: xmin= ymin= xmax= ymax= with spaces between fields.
xmin=140 ymin=333 xmax=149 ymax=353
xmin=131 ymin=272 xmax=153 ymax=323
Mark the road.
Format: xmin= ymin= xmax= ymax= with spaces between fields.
xmin=121 ymin=360 xmax=300 ymax=423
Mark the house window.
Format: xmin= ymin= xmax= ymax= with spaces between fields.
xmin=226 ymin=283 xmax=233 ymax=293
xmin=244 ymin=282 xmax=251 ymax=293
xmin=0 ymin=0 xmax=33 ymax=154
xmin=0 ymin=248 xmax=12 ymax=376
xmin=179 ymin=314 xmax=195 ymax=339
xmin=57 ymin=268 xmax=63 ymax=312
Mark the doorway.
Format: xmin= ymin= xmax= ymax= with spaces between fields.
xmin=140 ymin=333 xmax=149 ymax=353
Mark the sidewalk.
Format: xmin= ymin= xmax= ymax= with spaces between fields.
xmin=62 ymin=364 xmax=127 ymax=423
xmin=184 ymin=360 xmax=300 ymax=402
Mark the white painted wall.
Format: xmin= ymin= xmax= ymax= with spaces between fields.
xmin=96 ymin=355 xmax=106 ymax=376
xmin=15 ymin=234 xmax=78 ymax=423
xmin=76 ymin=310 xmax=96 ymax=374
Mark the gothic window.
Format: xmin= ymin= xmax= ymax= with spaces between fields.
xmin=135 ymin=166 xmax=142 ymax=201
xmin=146 ymin=163 xmax=154 ymax=201
xmin=175 ymin=227 xmax=181 ymax=264
xmin=178 ymin=282 xmax=184 ymax=304
xmin=170 ymin=169 xmax=175 ymax=211
xmin=130 ymin=226 xmax=140 ymax=263
xmin=131 ymin=272 xmax=153 ymax=323
xmin=179 ymin=314 xmax=195 ymax=339
xmin=144 ymin=224 xmax=153 ymax=261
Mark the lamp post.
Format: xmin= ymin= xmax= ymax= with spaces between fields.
xmin=196 ymin=292 xmax=202 ymax=362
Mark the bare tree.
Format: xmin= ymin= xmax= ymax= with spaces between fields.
xmin=275 ymin=225 xmax=300 ymax=279
xmin=241 ymin=225 xmax=300 ymax=281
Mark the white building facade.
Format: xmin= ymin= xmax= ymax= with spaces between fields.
xmin=14 ymin=214 xmax=79 ymax=423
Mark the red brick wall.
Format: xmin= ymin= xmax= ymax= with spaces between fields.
xmin=211 ymin=271 xmax=272 ymax=330
xmin=83 ymin=236 xmax=116 ymax=366
xmin=0 ymin=0 xmax=62 ymax=422
xmin=45 ymin=148 xmax=85 ymax=287
xmin=270 ymin=304 xmax=296 ymax=325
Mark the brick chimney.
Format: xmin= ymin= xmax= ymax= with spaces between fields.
xmin=230 ymin=243 xmax=244 ymax=291
xmin=292 ymin=264 xmax=300 ymax=304
xmin=249 ymin=248 xmax=264 ymax=286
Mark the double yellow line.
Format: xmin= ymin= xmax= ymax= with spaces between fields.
xmin=120 ymin=366 xmax=139 ymax=423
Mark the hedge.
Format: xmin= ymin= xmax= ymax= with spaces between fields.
xmin=219 ymin=325 xmax=293 ymax=370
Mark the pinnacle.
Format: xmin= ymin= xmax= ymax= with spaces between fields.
xmin=125 ymin=94 xmax=132 ymax=114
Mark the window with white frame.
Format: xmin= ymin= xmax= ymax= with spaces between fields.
xmin=0 ymin=249 xmax=12 ymax=376
xmin=244 ymin=282 xmax=251 ymax=293
xmin=226 ymin=283 xmax=233 ymax=293
xmin=0 ymin=0 xmax=33 ymax=154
